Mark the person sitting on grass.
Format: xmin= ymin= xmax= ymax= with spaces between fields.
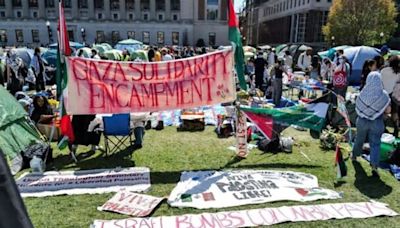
xmin=352 ymin=71 xmax=391 ymax=177
xmin=30 ymin=95 xmax=54 ymax=124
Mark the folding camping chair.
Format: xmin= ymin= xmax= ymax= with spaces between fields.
xmin=103 ymin=114 xmax=133 ymax=156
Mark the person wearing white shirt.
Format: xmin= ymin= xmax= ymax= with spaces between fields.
xmin=267 ymin=49 xmax=276 ymax=66
xmin=162 ymin=49 xmax=173 ymax=61
xmin=91 ymin=49 xmax=101 ymax=59
xmin=284 ymin=51 xmax=293 ymax=69
xmin=297 ymin=48 xmax=312 ymax=71
xmin=381 ymin=56 xmax=400 ymax=94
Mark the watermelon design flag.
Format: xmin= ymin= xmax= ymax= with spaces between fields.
xmin=56 ymin=0 xmax=74 ymax=145
xmin=335 ymin=145 xmax=347 ymax=179
xmin=228 ymin=0 xmax=246 ymax=90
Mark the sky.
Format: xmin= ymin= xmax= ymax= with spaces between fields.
xmin=235 ymin=0 xmax=245 ymax=11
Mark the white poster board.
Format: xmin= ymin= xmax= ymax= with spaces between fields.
xmin=92 ymin=201 xmax=398 ymax=228
xmin=98 ymin=191 xmax=164 ymax=217
xmin=17 ymin=167 xmax=151 ymax=197
xmin=168 ymin=170 xmax=341 ymax=209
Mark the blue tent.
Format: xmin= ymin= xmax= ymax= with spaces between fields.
xmin=343 ymin=46 xmax=380 ymax=85
xmin=48 ymin=41 xmax=84 ymax=50
xmin=318 ymin=45 xmax=352 ymax=60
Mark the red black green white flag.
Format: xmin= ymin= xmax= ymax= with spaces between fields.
xmin=335 ymin=145 xmax=347 ymax=179
xmin=56 ymin=0 xmax=75 ymax=147
xmin=228 ymin=0 xmax=247 ymax=90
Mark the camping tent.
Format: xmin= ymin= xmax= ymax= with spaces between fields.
xmin=49 ymin=42 xmax=84 ymax=50
xmin=318 ymin=45 xmax=352 ymax=60
xmin=0 ymin=86 xmax=42 ymax=174
xmin=343 ymin=46 xmax=380 ymax=85
xmin=115 ymin=39 xmax=143 ymax=52
xmin=130 ymin=50 xmax=148 ymax=61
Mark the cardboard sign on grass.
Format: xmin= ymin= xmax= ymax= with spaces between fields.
xmin=98 ymin=191 xmax=164 ymax=217
xmin=168 ymin=170 xmax=341 ymax=209
xmin=92 ymin=201 xmax=398 ymax=228
xmin=16 ymin=167 xmax=150 ymax=197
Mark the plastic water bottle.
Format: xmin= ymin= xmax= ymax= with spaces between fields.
xmin=30 ymin=156 xmax=44 ymax=174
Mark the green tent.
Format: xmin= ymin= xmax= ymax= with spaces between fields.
xmin=104 ymin=49 xmax=122 ymax=60
xmin=0 ymin=86 xmax=42 ymax=173
xmin=130 ymin=50 xmax=148 ymax=62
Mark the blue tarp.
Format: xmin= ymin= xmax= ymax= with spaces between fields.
xmin=343 ymin=46 xmax=380 ymax=85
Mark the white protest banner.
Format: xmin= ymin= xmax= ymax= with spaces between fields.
xmin=98 ymin=191 xmax=164 ymax=217
xmin=92 ymin=201 xmax=398 ymax=228
xmin=16 ymin=167 xmax=150 ymax=197
xmin=65 ymin=49 xmax=235 ymax=114
xmin=168 ymin=170 xmax=341 ymax=209
xmin=236 ymin=110 xmax=248 ymax=158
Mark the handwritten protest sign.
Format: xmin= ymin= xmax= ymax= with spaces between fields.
xmin=16 ymin=167 xmax=150 ymax=197
xmin=168 ymin=170 xmax=341 ymax=209
xmin=92 ymin=201 xmax=398 ymax=228
xmin=65 ymin=49 xmax=235 ymax=114
xmin=236 ymin=110 xmax=248 ymax=158
xmin=98 ymin=191 xmax=164 ymax=217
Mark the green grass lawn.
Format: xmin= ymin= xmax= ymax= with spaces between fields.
xmin=22 ymin=127 xmax=400 ymax=228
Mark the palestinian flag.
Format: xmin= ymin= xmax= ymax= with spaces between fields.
xmin=241 ymin=102 xmax=329 ymax=140
xmin=335 ymin=145 xmax=347 ymax=179
xmin=56 ymin=0 xmax=74 ymax=148
xmin=228 ymin=0 xmax=246 ymax=90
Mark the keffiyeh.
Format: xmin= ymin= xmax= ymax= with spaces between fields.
xmin=356 ymin=71 xmax=390 ymax=120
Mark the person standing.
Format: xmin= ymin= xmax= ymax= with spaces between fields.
xmin=332 ymin=56 xmax=351 ymax=100
xmin=147 ymin=47 xmax=155 ymax=62
xmin=381 ymin=56 xmax=400 ymax=137
xmin=30 ymin=47 xmax=45 ymax=92
xmin=297 ymin=48 xmax=312 ymax=72
xmin=271 ymin=57 xmax=286 ymax=106
xmin=254 ymin=52 xmax=267 ymax=89
xmin=283 ymin=51 xmax=293 ymax=70
xmin=352 ymin=71 xmax=391 ymax=177
xmin=267 ymin=48 xmax=276 ymax=67
xmin=91 ymin=49 xmax=101 ymax=59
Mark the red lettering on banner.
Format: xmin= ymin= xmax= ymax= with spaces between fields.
xmin=290 ymin=206 xmax=316 ymax=220
xmin=180 ymin=81 xmax=191 ymax=105
xmin=215 ymin=213 xmax=233 ymax=227
xmin=140 ymin=84 xmax=155 ymax=107
xmin=246 ymin=210 xmax=264 ymax=226
xmin=123 ymin=219 xmax=138 ymax=228
xmin=175 ymin=215 xmax=193 ymax=228
xmin=118 ymin=192 xmax=133 ymax=202
xmin=329 ymin=204 xmax=345 ymax=217
xmin=138 ymin=218 xmax=153 ymax=228
xmin=344 ymin=203 xmax=371 ymax=216
xmin=153 ymin=83 xmax=166 ymax=107
xmin=190 ymin=79 xmax=202 ymax=103
xmin=143 ymin=64 xmax=154 ymax=81
xmin=115 ymin=84 xmax=129 ymax=107
xmin=113 ymin=220 xmax=126 ymax=228
xmin=71 ymin=58 xmax=88 ymax=80
xmin=183 ymin=59 xmax=194 ymax=78
xmin=130 ymin=85 xmax=143 ymax=107
xmin=193 ymin=56 xmax=208 ymax=77
xmin=199 ymin=214 xmax=223 ymax=228
xmin=89 ymin=82 xmax=105 ymax=109
xmin=308 ymin=206 xmax=330 ymax=220
xmin=174 ymin=61 xmax=184 ymax=79
xmin=166 ymin=62 xmax=172 ymax=80
xmin=259 ymin=208 xmax=279 ymax=225
xmin=227 ymin=212 xmax=245 ymax=227
xmin=165 ymin=82 xmax=180 ymax=106
xmin=128 ymin=63 xmax=144 ymax=81
xmin=113 ymin=63 xmax=129 ymax=82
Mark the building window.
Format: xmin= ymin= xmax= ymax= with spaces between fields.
xmin=172 ymin=32 xmax=179 ymax=45
xmin=141 ymin=0 xmax=149 ymax=10
xmin=0 ymin=29 xmax=7 ymax=42
xmin=95 ymin=0 xmax=104 ymax=9
xmin=78 ymin=0 xmax=88 ymax=8
xmin=157 ymin=31 xmax=164 ymax=44
xmin=290 ymin=0 xmax=293 ymax=8
xmin=126 ymin=0 xmax=134 ymax=10
xmin=64 ymin=0 xmax=71 ymax=8
xmin=12 ymin=0 xmax=21 ymax=7
xmin=0 ymin=0 xmax=4 ymax=7
xmin=156 ymin=0 xmax=165 ymax=11
xmin=16 ymin=11 xmax=21 ymax=18
xmin=33 ymin=11 xmax=38 ymax=18
xmin=173 ymin=14 xmax=178 ymax=21
xmin=143 ymin=13 xmax=148 ymax=20
xmin=158 ymin=14 xmax=163 ymax=21
xmin=112 ymin=31 xmax=120 ymax=44
xmin=110 ymin=0 xmax=119 ymax=10
xmin=129 ymin=13 xmax=134 ymax=20
xmin=96 ymin=31 xmax=105 ymax=43
xmin=0 ymin=11 xmax=4 ymax=17
xmin=171 ymin=0 xmax=180 ymax=10
xmin=209 ymin=32 xmax=216 ymax=46
xmin=303 ymin=0 xmax=305 ymax=5
xmin=113 ymin=13 xmax=118 ymax=20
xmin=68 ymin=30 xmax=74 ymax=41
xmin=98 ymin=13 xmax=103 ymax=19
xmin=127 ymin=31 xmax=135 ymax=39
xmin=32 ymin=30 xmax=39 ymax=43
xmin=207 ymin=0 xmax=219 ymax=20
xmin=142 ymin=31 xmax=150 ymax=44
xmin=45 ymin=0 xmax=54 ymax=7
xmin=15 ymin=29 xmax=23 ymax=43
xmin=29 ymin=0 xmax=38 ymax=7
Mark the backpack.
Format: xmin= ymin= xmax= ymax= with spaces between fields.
xmin=333 ymin=65 xmax=347 ymax=88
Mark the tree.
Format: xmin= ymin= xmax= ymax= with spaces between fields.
xmin=323 ymin=0 xmax=398 ymax=46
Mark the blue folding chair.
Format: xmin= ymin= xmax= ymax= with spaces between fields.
xmin=103 ymin=114 xmax=133 ymax=155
